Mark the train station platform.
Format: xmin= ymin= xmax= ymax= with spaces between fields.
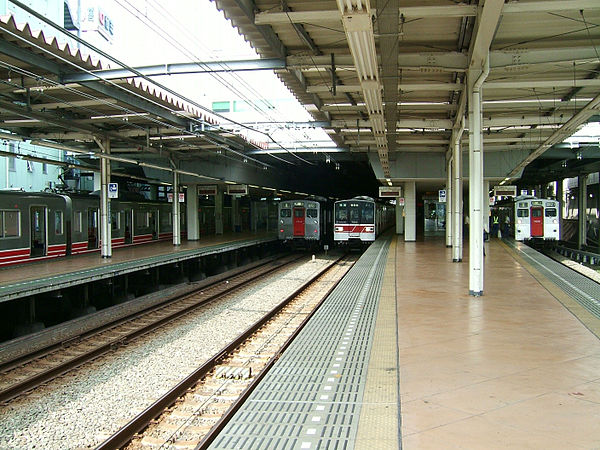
xmin=0 ymin=232 xmax=277 ymax=303
xmin=209 ymin=234 xmax=600 ymax=449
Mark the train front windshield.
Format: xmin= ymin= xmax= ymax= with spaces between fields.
xmin=335 ymin=201 xmax=374 ymax=224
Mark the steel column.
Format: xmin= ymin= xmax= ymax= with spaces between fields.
xmin=100 ymin=138 xmax=112 ymax=258
xmin=578 ymin=174 xmax=588 ymax=249
xmin=446 ymin=157 xmax=452 ymax=247
xmin=404 ymin=181 xmax=416 ymax=241
xmin=452 ymin=131 xmax=463 ymax=262
xmin=468 ymin=67 xmax=486 ymax=296
xmin=172 ymin=172 xmax=181 ymax=246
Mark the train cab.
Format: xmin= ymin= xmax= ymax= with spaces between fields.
xmin=278 ymin=200 xmax=322 ymax=244
xmin=515 ymin=197 xmax=560 ymax=241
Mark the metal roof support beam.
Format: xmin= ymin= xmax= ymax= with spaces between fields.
xmin=289 ymin=47 xmax=598 ymax=71
xmin=62 ymin=59 xmax=287 ymax=83
xmin=256 ymin=1 xmax=600 ymax=25
xmin=508 ymin=92 xmax=600 ymax=177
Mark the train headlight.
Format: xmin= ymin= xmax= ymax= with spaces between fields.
xmin=517 ymin=219 xmax=522 ymax=224
xmin=365 ymin=226 xmax=374 ymax=232
xmin=335 ymin=226 xmax=343 ymax=232
xmin=553 ymin=219 xmax=558 ymax=224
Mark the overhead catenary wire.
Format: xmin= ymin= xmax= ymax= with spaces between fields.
xmin=6 ymin=0 xmax=297 ymax=167
xmin=114 ymin=0 xmax=319 ymax=165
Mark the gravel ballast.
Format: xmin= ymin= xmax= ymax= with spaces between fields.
xmin=0 ymin=256 xmax=333 ymax=449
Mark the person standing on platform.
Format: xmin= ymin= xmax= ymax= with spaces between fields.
xmin=492 ymin=214 xmax=500 ymax=238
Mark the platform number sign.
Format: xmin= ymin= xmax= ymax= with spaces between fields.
xmin=108 ymin=182 xmax=118 ymax=199
xmin=438 ymin=189 xmax=447 ymax=203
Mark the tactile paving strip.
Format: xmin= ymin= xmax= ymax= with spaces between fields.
xmin=208 ymin=237 xmax=391 ymax=450
xmin=507 ymin=241 xmax=600 ymax=319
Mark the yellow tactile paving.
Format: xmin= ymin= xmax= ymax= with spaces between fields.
xmin=355 ymin=236 xmax=400 ymax=450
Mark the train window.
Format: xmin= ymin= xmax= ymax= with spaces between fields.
xmin=1 ymin=210 xmax=20 ymax=238
xmin=111 ymin=211 xmax=119 ymax=230
xmin=335 ymin=203 xmax=348 ymax=223
xmin=280 ymin=209 xmax=291 ymax=218
xmin=54 ymin=211 xmax=63 ymax=235
xmin=349 ymin=203 xmax=360 ymax=224
xmin=294 ymin=209 xmax=304 ymax=218
xmin=362 ymin=203 xmax=374 ymax=223
xmin=307 ymin=209 xmax=318 ymax=218
xmin=136 ymin=211 xmax=149 ymax=227
xmin=160 ymin=211 xmax=172 ymax=228
xmin=545 ymin=208 xmax=557 ymax=217
xmin=74 ymin=211 xmax=82 ymax=233
xmin=517 ymin=209 xmax=529 ymax=218
xmin=531 ymin=209 xmax=543 ymax=217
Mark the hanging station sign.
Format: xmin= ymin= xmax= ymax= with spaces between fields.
xmin=198 ymin=185 xmax=217 ymax=196
xmin=227 ymin=184 xmax=248 ymax=195
xmin=379 ymin=186 xmax=402 ymax=198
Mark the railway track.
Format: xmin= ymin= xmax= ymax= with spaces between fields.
xmin=0 ymin=254 xmax=304 ymax=404
xmin=97 ymin=254 xmax=355 ymax=450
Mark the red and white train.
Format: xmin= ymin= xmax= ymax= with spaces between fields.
xmin=0 ymin=190 xmax=184 ymax=267
xmin=333 ymin=196 xmax=394 ymax=245
xmin=514 ymin=196 xmax=560 ymax=241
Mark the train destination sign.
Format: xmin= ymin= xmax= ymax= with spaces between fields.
xmin=379 ymin=186 xmax=402 ymax=197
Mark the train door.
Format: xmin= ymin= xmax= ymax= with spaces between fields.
xmin=124 ymin=209 xmax=133 ymax=244
xmin=530 ymin=206 xmax=544 ymax=237
xmin=150 ymin=211 xmax=158 ymax=240
xmin=87 ymin=208 xmax=98 ymax=249
xmin=30 ymin=206 xmax=47 ymax=257
xmin=293 ymin=206 xmax=305 ymax=236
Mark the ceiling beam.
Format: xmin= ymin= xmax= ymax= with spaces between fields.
xmin=288 ymin=47 xmax=596 ymax=72
xmin=255 ymin=1 xmax=600 ymax=25
xmin=62 ymin=59 xmax=286 ymax=83
xmin=508 ymin=93 xmax=600 ymax=176
xmin=332 ymin=114 xmax=570 ymax=129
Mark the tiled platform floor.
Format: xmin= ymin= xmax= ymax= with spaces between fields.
xmin=392 ymin=237 xmax=600 ymax=449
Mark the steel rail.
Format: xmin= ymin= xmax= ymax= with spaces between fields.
xmin=0 ymin=254 xmax=302 ymax=404
xmin=96 ymin=255 xmax=350 ymax=450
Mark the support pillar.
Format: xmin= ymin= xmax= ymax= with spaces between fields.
xmin=468 ymin=59 xmax=488 ymax=296
xmin=186 ymin=184 xmax=199 ymax=240
xmin=452 ymin=129 xmax=463 ymax=262
xmin=446 ymin=157 xmax=452 ymax=247
xmin=578 ymin=174 xmax=588 ymax=249
xmin=396 ymin=201 xmax=404 ymax=235
xmin=99 ymin=137 xmax=111 ymax=258
xmin=557 ymin=178 xmax=563 ymax=241
xmin=172 ymin=171 xmax=181 ymax=246
xmin=215 ymin=187 xmax=224 ymax=235
xmin=404 ymin=181 xmax=416 ymax=241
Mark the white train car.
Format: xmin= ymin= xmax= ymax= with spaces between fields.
xmin=514 ymin=196 xmax=560 ymax=241
xmin=334 ymin=196 xmax=393 ymax=244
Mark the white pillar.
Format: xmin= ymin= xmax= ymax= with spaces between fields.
xmin=404 ymin=181 xmax=416 ymax=241
xmin=446 ymin=157 xmax=452 ymax=247
xmin=100 ymin=138 xmax=111 ymax=258
xmin=557 ymin=178 xmax=563 ymax=240
xmin=186 ymin=184 xmax=199 ymax=240
xmin=172 ymin=172 xmax=181 ymax=246
xmin=452 ymin=131 xmax=463 ymax=262
xmin=468 ymin=65 xmax=486 ymax=296
xmin=578 ymin=174 xmax=588 ymax=249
